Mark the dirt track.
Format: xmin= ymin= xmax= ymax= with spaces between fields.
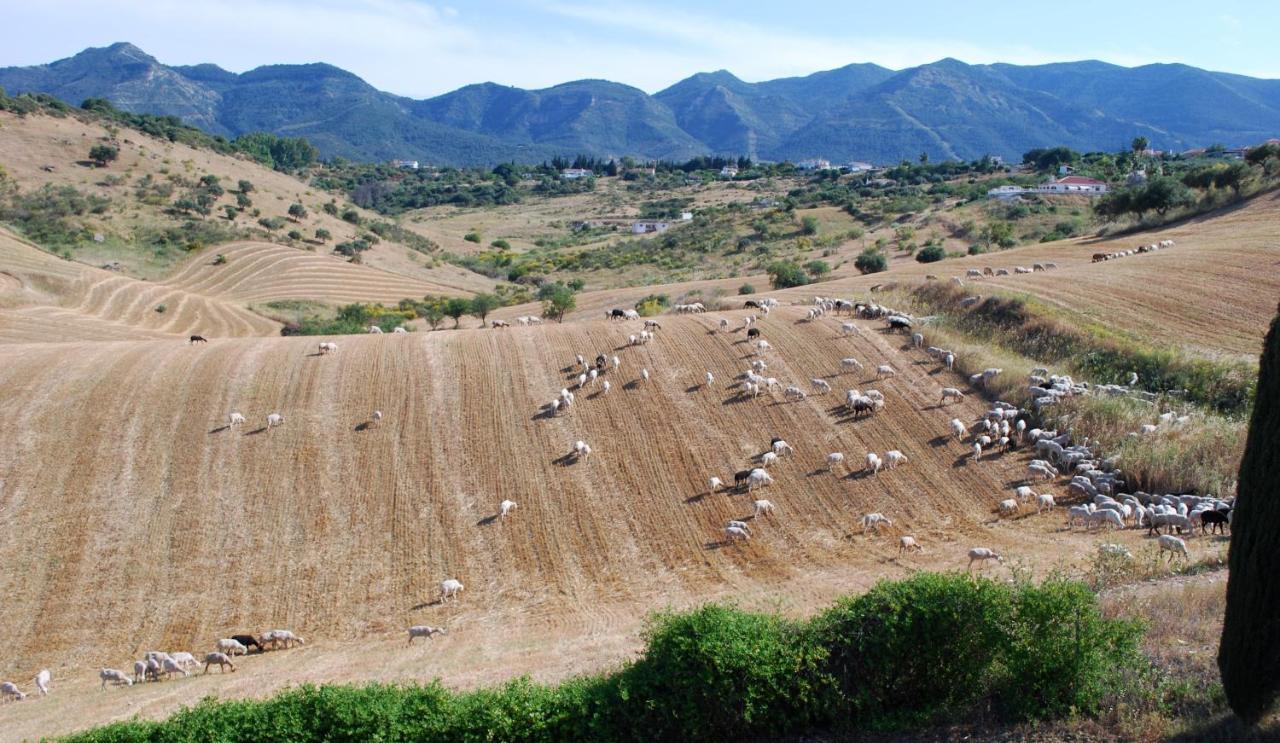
xmin=0 ymin=308 xmax=1194 ymax=738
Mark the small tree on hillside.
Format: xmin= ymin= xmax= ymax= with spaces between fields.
xmin=1219 ymin=302 xmax=1280 ymax=723
xmin=539 ymin=283 xmax=576 ymax=323
xmin=767 ymin=260 xmax=808 ymax=289
xmin=469 ymin=293 xmax=500 ymax=326
xmin=288 ymin=203 xmax=308 ymax=221
xmin=88 ymin=144 xmax=118 ymax=167
xmin=314 ymin=228 xmax=331 ymax=243
xmin=444 ymin=297 xmax=470 ymax=329
xmin=417 ymin=298 xmax=446 ymax=330
xmin=854 ymin=248 xmax=887 ymax=274
xmin=1131 ymin=136 xmax=1149 ymax=156
xmin=237 ymin=179 xmax=254 ymax=193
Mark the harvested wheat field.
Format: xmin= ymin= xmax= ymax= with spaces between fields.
xmin=0 ymin=228 xmax=277 ymax=343
xmin=0 ymin=307 xmax=1166 ymax=738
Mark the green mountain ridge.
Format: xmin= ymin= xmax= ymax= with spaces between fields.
xmin=1 ymin=42 xmax=1277 ymax=165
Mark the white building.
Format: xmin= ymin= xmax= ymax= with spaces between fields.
xmin=797 ymin=158 xmax=832 ymax=171
xmin=986 ymin=184 xmax=1027 ymax=200
xmin=561 ymin=168 xmax=593 ymax=179
xmin=720 ymin=165 xmax=739 ymax=178
xmin=631 ymin=221 xmax=671 ymax=234
xmin=1037 ymin=175 xmax=1108 ymax=195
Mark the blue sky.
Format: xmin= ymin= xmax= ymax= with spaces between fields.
xmin=4 ymin=0 xmax=1275 ymax=97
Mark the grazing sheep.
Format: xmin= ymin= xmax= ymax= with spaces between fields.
xmin=865 ymin=452 xmax=883 ymax=476
xmin=756 ymin=340 xmax=771 ymax=354
xmin=34 ymin=669 xmax=50 ymax=696
xmin=861 ymin=512 xmax=892 ymax=534
xmin=898 ymin=536 xmax=924 ymax=555
xmin=228 ymin=411 xmax=246 ymax=428
xmin=368 ymin=326 xmax=384 ymax=334
xmin=318 ymin=341 xmax=338 ymax=354
xmin=826 ymin=452 xmax=845 ymax=472
xmin=810 ymin=378 xmax=832 ymax=394
xmin=771 ymin=439 xmax=794 ymax=456
xmin=263 ymin=629 xmax=305 ymax=649
xmin=134 ymin=659 xmax=152 ymax=683
xmin=950 ymin=418 xmax=967 ymax=440
xmin=441 ymin=579 xmax=465 ymax=602
xmin=160 ymin=657 xmax=188 ymax=679
xmin=217 ymin=638 xmax=249 ymax=656
xmin=705 ymin=371 xmax=715 ymax=387
xmin=971 ymin=442 xmax=983 ymax=461
xmin=761 ymin=451 xmax=779 ymax=468
xmin=876 ymin=364 xmax=896 ymax=380
xmin=911 ymin=332 xmax=924 ymax=348
xmin=944 ymin=353 xmax=955 ymax=370
xmin=500 ymin=500 xmax=518 ymax=518
xmin=1088 ymin=509 xmax=1125 ymax=531
xmin=885 ymin=450 xmax=907 ymax=469
xmin=727 ymin=520 xmax=751 ymax=535
xmin=1015 ymin=485 xmax=1035 ymax=502
xmin=940 ymin=388 xmax=964 ymax=403
xmin=968 ymin=547 xmax=1002 ymax=571
xmin=641 ymin=368 xmax=650 ymax=383
xmin=725 ymin=525 xmax=750 ymax=542
xmin=407 ymin=625 xmax=447 ymax=644
xmin=719 ymin=318 xmax=729 ymax=332
xmin=395 ymin=325 xmax=410 ymax=333
xmin=753 ymin=499 xmax=776 ymax=517
xmin=204 ymin=652 xmax=236 ymax=674
xmin=170 ymin=652 xmax=200 ymax=671
xmin=1158 ymin=534 xmax=1189 ymax=562
xmin=603 ymin=380 xmax=612 ymax=395
xmin=266 ymin=413 xmax=284 ymax=430
xmin=573 ymin=440 xmax=592 ymax=460
xmin=578 ymin=373 xmax=588 ymax=389
xmin=1 ymin=681 xmax=26 ymax=702
xmin=708 ymin=476 xmax=724 ymax=493
xmin=784 ymin=386 xmax=807 ymax=402
xmin=840 ymin=322 xmax=858 ymax=336
xmin=101 ymin=668 xmax=133 ymax=689
xmin=612 ymin=355 xmax=621 ymax=369
xmin=840 ymin=358 xmax=863 ymax=373
xmin=1036 ymin=493 xmax=1056 ymax=513
xmin=998 ymin=498 xmax=1019 ymax=516
xmin=746 ymin=468 xmax=774 ymax=492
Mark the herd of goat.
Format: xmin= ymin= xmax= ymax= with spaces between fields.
xmin=6 ymin=259 xmax=1228 ymax=706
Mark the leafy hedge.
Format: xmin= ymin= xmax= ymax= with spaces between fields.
xmin=65 ymin=574 xmax=1142 ymax=742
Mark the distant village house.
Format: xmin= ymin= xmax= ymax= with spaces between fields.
xmin=561 ymin=168 xmax=594 ymax=179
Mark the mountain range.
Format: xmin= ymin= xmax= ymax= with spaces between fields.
xmin=2 ymin=43 xmax=1278 ymax=166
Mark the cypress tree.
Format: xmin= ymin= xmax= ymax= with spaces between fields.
xmin=1219 ymin=302 xmax=1280 ymax=722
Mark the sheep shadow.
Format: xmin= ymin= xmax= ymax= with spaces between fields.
xmin=704 ymin=540 xmax=741 ymax=551
xmin=476 ymin=515 xmax=499 ymax=527
xmin=552 ymin=453 xmax=581 ymax=467
xmin=684 ymin=385 xmax=701 ymax=394
xmin=355 ymin=422 xmax=372 ymax=432
xmin=929 ymin=435 xmax=951 ymax=447
xmin=612 ymin=345 xmax=630 ymax=352
xmin=306 ymin=352 xmax=325 ymax=358
xmin=806 ymin=468 xmax=832 ymax=478
xmin=244 ymin=427 xmax=268 ymax=436
xmin=623 ymin=380 xmax=641 ymax=391
xmin=531 ymin=408 xmax=557 ymax=422
xmin=684 ymin=492 xmax=709 ymax=504
xmin=721 ymin=394 xmax=753 ymax=406
xmin=953 ymin=455 xmax=976 ymax=468
xmin=845 ymin=470 xmax=875 ymax=482
xmin=208 ymin=425 xmax=230 ymax=434
xmin=411 ymin=599 xmax=444 ymax=611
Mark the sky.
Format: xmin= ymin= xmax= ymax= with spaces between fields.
xmin=4 ymin=0 xmax=1276 ymax=98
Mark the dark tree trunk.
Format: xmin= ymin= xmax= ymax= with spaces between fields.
xmin=1219 ymin=302 xmax=1280 ymax=723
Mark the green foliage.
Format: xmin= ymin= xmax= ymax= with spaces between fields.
xmin=444 ymin=297 xmax=470 ymax=328
xmin=634 ymin=294 xmax=670 ymax=317
xmin=767 ymin=260 xmax=809 ymax=289
xmin=854 ymin=248 xmax=887 ymax=274
xmin=799 ymin=215 xmax=820 ymax=235
xmin=281 ymin=303 xmax=412 ymax=336
xmin=0 ymin=184 xmax=110 ymax=246
xmin=257 ymin=216 xmax=286 ymax=231
xmin=287 ymin=230 xmax=303 ymax=241
xmin=287 ymin=203 xmax=307 ymax=220
xmin=738 ymin=283 xmax=756 ymax=295
xmin=1022 ymin=146 xmax=1079 ymax=172
xmin=804 ymin=259 xmax=831 ymax=277
xmin=539 ymin=282 xmax=577 ymax=323
xmin=213 ymin=253 xmax=227 ymax=265
xmin=237 ymin=179 xmax=254 ymax=194
xmin=490 ymin=238 xmax=511 ymax=249
xmin=464 ymin=230 xmax=481 ymax=243
xmin=340 ymin=208 xmax=362 ymax=225
xmin=88 ymin=143 xmax=118 ymax=167
xmin=314 ymin=228 xmax=331 ymax=243
xmin=915 ymin=244 xmax=946 ymax=263
xmin=231 ymin=131 xmax=318 ymax=172
xmin=1220 ymin=304 xmax=1280 ymax=722
xmin=468 ymin=293 xmax=500 ymax=324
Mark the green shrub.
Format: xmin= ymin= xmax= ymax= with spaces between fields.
xmin=915 ymin=244 xmax=946 ymax=263
xmin=491 ymin=238 xmax=511 ymax=249
xmin=635 ymin=293 xmax=670 ymax=317
xmin=805 ymin=259 xmax=831 ymax=277
xmin=854 ymin=249 xmax=887 ymax=274
xmin=768 ymin=260 xmax=809 ymax=289
xmin=464 ymin=230 xmax=481 ymax=243
xmin=258 ymin=216 xmax=286 ymax=230
xmin=738 ymin=283 xmax=756 ymax=295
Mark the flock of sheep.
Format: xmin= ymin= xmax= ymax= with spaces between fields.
xmin=1092 ymin=238 xmax=1176 ymax=263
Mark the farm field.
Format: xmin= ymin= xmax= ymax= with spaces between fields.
xmin=0 ymin=306 xmax=1208 ymax=739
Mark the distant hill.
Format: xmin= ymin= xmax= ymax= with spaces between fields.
xmin=2 ymin=42 xmax=1278 ymax=165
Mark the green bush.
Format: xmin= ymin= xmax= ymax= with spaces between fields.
xmin=915 ymin=245 xmax=946 ymax=263
xmin=738 ymin=283 xmax=756 ymax=295
xmin=768 ymin=260 xmax=809 ymax=289
xmin=854 ymin=248 xmax=887 ymax=274
xmin=464 ymin=230 xmax=481 ymax=243
xmin=635 ymin=293 xmax=670 ymax=317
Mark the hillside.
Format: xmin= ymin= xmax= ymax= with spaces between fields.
xmin=4 ymin=43 xmax=1279 ymax=165
xmin=0 ymin=308 xmax=1151 ymax=739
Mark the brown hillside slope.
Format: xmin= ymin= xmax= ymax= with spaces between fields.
xmin=0 ymin=108 xmax=492 ymax=293
xmin=0 ymin=308 xmax=1154 ymax=738
xmin=0 ymin=228 xmax=277 ymax=342
xmin=499 ymin=191 xmax=1280 ymax=359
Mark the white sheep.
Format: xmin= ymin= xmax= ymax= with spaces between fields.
xmin=1036 ymin=493 xmax=1056 ymax=513
xmin=840 ymin=358 xmax=863 ymax=373
xmin=861 ymin=512 xmax=892 ymax=534
xmin=810 ymin=378 xmax=832 ymax=394
xmin=826 ymin=452 xmax=845 ymax=472
xmin=641 ymin=368 xmax=650 ymax=383
xmin=368 ymin=325 xmax=384 ymax=334
xmin=603 ymin=380 xmax=611 ymax=394
xmin=228 ymin=411 xmax=246 ymax=428
xmin=968 ymin=547 xmax=1002 ymax=571
xmin=771 ymin=440 xmax=793 ymax=456
xmin=264 ymin=629 xmax=305 ymax=649
xmin=612 ymin=355 xmax=621 ymax=369
xmin=727 ymin=520 xmax=751 ymax=534
xmin=940 ymin=388 xmax=964 ymax=403
xmin=784 ymin=386 xmax=807 ymax=402
xmin=573 ymin=440 xmax=592 ymax=459
xmin=218 ymin=638 xmax=249 ymax=656
xmin=578 ymin=373 xmax=588 ymax=389
xmin=500 ymin=500 xmax=518 ymax=518
xmin=132 ymin=660 xmax=149 ymax=683
xmin=840 ymin=322 xmax=857 ymax=336
xmin=160 ymin=657 xmax=188 ymax=679
xmin=407 ymin=625 xmax=447 ymax=644
xmin=746 ymin=468 xmax=774 ymax=492
xmin=394 ymin=325 xmax=409 ymax=333
xmin=898 ymin=535 xmax=924 ymax=555
xmin=885 ymin=450 xmax=907 ymax=469
xmin=100 ymin=668 xmax=133 ymax=689
xmin=725 ymin=525 xmax=750 ymax=542
xmin=170 ymin=652 xmax=200 ymax=671
xmin=756 ymin=340 xmax=771 ymax=354
xmin=318 ymin=341 xmax=338 ymax=354
xmin=998 ymin=498 xmax=1019 ymax=516
xmin=204 ymin=652 xmax=237 ymax=674
xmin=266 ymin=412 xmax=285 ymax=430
xmin=719 ymin=318 xmax=729 ymax=332
xmin=865 ymin=452 xmax=883 ymax=476
xmin=708 ymin=476 xmax=724 ymax=493
xmin=753 ymin=499 xmax=776 ymax=517
xmin=971 ymin=441 xmax=983 ymax=461
xmin=911 ymin=332 xmax=924 ymax=348
xmin=1015 ymin=485 xmax=1035 ymax=502
xmin=441 ymin=578 xmax=465 ymax=602
xmin=950 ymin=418 xmax=967 ymax=440
xmin=876 ymin=364 xmax=896 ymax=380
xmin=944 ymin=353 xmax=955 ymax=370
xmin=761 ymin=451 xmax=779 ymax=468
xmin=1158 ymin=534 xmax=1189 ymax=562
xmin=34 ymin=669 xmax=50 ymax=696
